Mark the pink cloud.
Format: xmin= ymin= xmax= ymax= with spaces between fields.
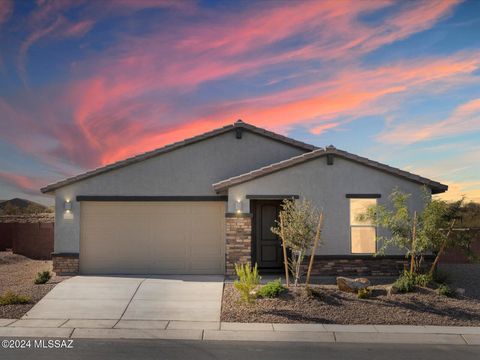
xmin=0 ymin=172 xmax=46 ymax=195
xmin=0 ymin=0 xmax=12 ymax=26
xmin=378 ymin=97 xmax=480 ymax=144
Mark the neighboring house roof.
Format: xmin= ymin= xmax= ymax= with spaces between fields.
xmin=41 ymin=120 xmax=317 ymax=193
xmin=213 ymin=145 xmax=448 ymax=194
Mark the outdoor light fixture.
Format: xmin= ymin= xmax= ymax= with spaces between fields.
xmin=64 ymin=200 xmax=72 ymax=212
xmin=235 ymin=199 xmax=243 ymax=214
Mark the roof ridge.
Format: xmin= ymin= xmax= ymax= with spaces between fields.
xmin=41 ymin=120 xmax=316 ymax=193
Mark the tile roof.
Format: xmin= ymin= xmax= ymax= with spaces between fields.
xmin=41 ymin=120 xmax=317 ymax=193
xmin=212 ymin=145 xmax=448 ymax=194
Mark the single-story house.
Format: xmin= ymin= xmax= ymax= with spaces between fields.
xmin=41 ymin=120 xmax=447 ymax=276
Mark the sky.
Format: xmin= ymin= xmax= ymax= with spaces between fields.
xmin=0 ymin=0 xmax=479 ymax=206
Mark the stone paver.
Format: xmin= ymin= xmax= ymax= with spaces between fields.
xmin=462 ymin=335 xmax=480 ymax=345
xmin=221 ymin=322 xmax=274 ymax=331
xmin=61 ymin=319 xmax=117 ymax=329
xmin=0 ymin=327 xmax=72 ymax=338
xmin=204 ymin=330 xmax=335 ymax=342
xmin=0 ymin=319 xmax=17 ymax=327
xmin=114 ymin=320 xmax=168 ymax=329
xmin=72 ymin=328 xmax=203 ymax=340
xmin=323 ymin=324 xmax=377 ymax=332
xmin=273 ymin=323 xmax=327 ymax=332
xmin=9 ymin=319 xmax=67 ymax=328
xmin=167 ymin=321 xmax=220 ymax=330
xmin=335 ymin=332 xmax=467 ymax=345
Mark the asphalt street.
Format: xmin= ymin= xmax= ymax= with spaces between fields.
xmin=1 ymin=339 xmax=480 ymax=360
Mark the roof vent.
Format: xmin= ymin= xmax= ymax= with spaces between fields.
xmin=235 ymin=119 xmax=244 ymax=125
xmin=326 ymin=144 xmax=336 ymax=150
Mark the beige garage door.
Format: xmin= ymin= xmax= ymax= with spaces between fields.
xmin=80 ymin=201 xmax=225 ymax=275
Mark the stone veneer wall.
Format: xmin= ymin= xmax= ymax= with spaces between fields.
xmin=225 ymin=214 xmax=252 ymax=276
xmin=302 ymin=256 xmax=433 ymax=277
xmin=52 ymin=253 xmax=79 ymax=275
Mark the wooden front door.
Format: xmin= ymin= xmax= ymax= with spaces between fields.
xmin=252 ymin=200 xmax=283 ymax=271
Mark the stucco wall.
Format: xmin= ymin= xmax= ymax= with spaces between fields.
xmin=227 ymin=155 xmax=430 ymax=255
xmin=53 ymin=130 xmax=306 ymax=253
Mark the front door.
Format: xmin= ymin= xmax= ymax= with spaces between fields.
xmin=252 ymin=200 xmax=283 ymax=271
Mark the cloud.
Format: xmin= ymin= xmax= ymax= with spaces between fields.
xmin=0 ymin=172 xmax=46 ymax=196
xmin=378 ymin=97 xmax=480 ymax=144
xmin=0 ymin=0 xmax=12 ymax=26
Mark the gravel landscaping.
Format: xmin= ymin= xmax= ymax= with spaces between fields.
xmin=222 ymin=283 xmax=480 ymax=326
xmin=0 ymin=251 xmax=61 ymax=319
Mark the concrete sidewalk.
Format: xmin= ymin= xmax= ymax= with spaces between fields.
xmin=0 ymin=320 xmax=479 ymax=345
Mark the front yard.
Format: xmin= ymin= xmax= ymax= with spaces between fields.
xmin=222 ymin=281 xmax=480 ymax=326
xmin=0 ymin=251 xmax=59 ymax=318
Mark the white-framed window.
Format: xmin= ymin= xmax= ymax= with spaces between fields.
xmin=349 ymin=198 xmax=377 ymax=254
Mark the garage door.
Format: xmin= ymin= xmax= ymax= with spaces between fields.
xmin=80 ymin=202 xmax=225 ymax=275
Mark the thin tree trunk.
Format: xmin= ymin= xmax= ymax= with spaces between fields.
xmin=306 ymin=212 xmax=324 ymax=287
xmin=279 ymin=214 xmax=289 ymax=287
xmin=429 ymin=219 xmax=456 ymax=277
xmin=410 ymin=211 xmax=417 ymax=274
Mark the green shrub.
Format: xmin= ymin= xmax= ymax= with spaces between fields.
xmin=393 ymin=271 xmax=417 ymax=293
xmin=234 ymin=263 xmax=261 ymax=304
xmin=0 ymin=291 xmax=30 ymax=305
xmin=34 ymin=270 xmax=51 ymax=285
xmin=357 ymin=288 xmax=372 ymax=299
xmin=437 ymin=284 xmax=455 ymax=297
xmin=257 ymin=279 xmax=286 ymax=298
xmin=415 ymin=273 xmax=432 ymax=287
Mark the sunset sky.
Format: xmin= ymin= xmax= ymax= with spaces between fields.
xmin=0 ymin=0 xmax=479 ymax=205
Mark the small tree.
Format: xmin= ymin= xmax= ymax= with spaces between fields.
xmin=360 ymin=188 xmax=476 ymax=276
xmin=271 ymin=199 xmax=321 ymax=286
xmin=358 ymin=189 xmax=422 ymax=274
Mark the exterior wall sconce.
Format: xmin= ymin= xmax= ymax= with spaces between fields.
xmin=64 ymin=200 xmax=72 ymax=212
xmin=235 ymin=199 xmax=243 ymax=214
xmin=63 ymin=200 xmax=73 ymax=219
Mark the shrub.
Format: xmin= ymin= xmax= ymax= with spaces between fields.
xmin=357 ymin=288 xmax=372 ymax=299
xmin=415 ymin=273 xmax=432 ymax=287
xmin=34 ymin=270 xmax=51 ymax=285
xmin=0 ymin=291 xmax=30 ymax=305
xmin=257 ymin=279 xmax=286 ymax=298
xmin=234 ymin=263 xmax=261 ymax=304
xmin=437 ymin=284 xmax=455 ymax=297
xmin=393 ymin=271 xmax=417 ymax=293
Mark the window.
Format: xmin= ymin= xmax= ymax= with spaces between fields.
xmin=350 ymin=198 xmax=376 ymax=254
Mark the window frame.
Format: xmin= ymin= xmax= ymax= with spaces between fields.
xmin=348 ymin=197 xmax=378 ymax=255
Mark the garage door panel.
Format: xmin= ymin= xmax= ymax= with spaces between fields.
xmin=80 ymin=201 xmax=225 ymax=275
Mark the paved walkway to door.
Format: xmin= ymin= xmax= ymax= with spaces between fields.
xmin=22 ymin=275 xmax=224 ymax=322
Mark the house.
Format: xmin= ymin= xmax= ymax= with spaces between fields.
xmin=41 ymin=120 xmax=447 ymax=276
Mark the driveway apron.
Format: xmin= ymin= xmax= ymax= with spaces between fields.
xmin=22 ymin=275 xmax=224 ymax=322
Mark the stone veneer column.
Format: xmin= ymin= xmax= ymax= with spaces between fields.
xmin=52 ymin=253 xmax=79 ymax=275
xmin=225 ymin=214 xmax=252 ymax=276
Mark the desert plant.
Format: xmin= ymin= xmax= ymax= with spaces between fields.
xmin=437 ymin=284 xmax=455 ymax=297
xmin=233 ymin=263 xmax=260 ymax=304
xmin=34 ymin=270 xmax=51 ymax=284
xmin=257 ymin=279 xmax=286 ymax=298
xmin=415 ymin=273 xmax=432 ymax=287
xmin=271 ymin=199 xmax=322 ymax=286
xmin=393 ymin=271 xmax=417 ymax=293
xmin=0 ymin=291 xmax=30 ymax=305
xmin=357 ymin=288 xmax=372 ymax=299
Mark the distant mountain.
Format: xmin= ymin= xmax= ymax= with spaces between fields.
xmin=0 ymin=198 xmax=50 ymax=214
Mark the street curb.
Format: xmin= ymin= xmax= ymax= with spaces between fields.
xmin=1 ymin=320 xmax=480 ymax=345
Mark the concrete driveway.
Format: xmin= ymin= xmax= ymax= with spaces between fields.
xmin=22 ymin=275 xmax=224 ymax=322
